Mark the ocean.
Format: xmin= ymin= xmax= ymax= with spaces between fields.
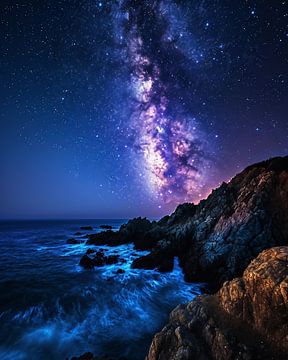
xmin=0 ymin=220 xmax=202 ymax=360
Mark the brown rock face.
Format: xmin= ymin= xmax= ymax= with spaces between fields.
xmin=146 ymin=247 xmax=288 ymax=360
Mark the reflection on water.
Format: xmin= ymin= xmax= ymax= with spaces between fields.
xmin=0 ymin=220 xmax=202 ymax=360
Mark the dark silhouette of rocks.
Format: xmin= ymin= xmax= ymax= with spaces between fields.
xmin=79 ymin=251 xmax=121 ymax=269
xmin=131 ymin=156 xmax=288 ymax=286
xmin=132 ymin=249 xmax=174 ymax=273
xmin=86 ymin=248 xmax=96 ymax=255
xmin=146 ymin=246 xmax=288 ymax=360
xmin=99 ymin=225 xmax=113 ymax=229
xmin=80 ymin=226 xmax=93 ymax=231
xmin=86 ymin=218 xmax=157 ymax=249
xmin=116 ymin=268 xmax=125 ymax=274
xmin=83 ymin=156 xmax=288 ymax=283
xmin=67 ymin=238 xmax=83 ymax=244
xmin=79 ymin=255 xmax=94 ymax=269
xmin=75 ymin=156 xmax=288 ymax=360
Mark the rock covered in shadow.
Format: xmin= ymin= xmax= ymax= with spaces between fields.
xmin=67 ymin=238 xmax=83 ymax=244
xmin=79 ymin=255 xmax=94 ymax=269
xmin=80 ymin=226 xmax=93 ymax=231
xmin=81 ymin=156 xmax=288 ymax=285
xmin=167 ymin=156 xmax=288 ymax=287
xmin=79 ymin=251 xmax=121 ymax=269
xmin=132 ymin=250 xmax=174 ymax=273
xmin=99 ymin=225 xmax=113 ymax=230
xmin=86 ymin=217 xmax=160 ymax=250
xmin=146 ymin=246 xmax=288 ymax=360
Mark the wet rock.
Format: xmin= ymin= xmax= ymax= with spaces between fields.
xmin=74 ymin=232 xmax=82 ymax=236
xmin=99 ymin=225 xmax=113 ymax=229
xmin=146 ymin=247 xmax=288 ymax=360
xmin=86 ymin=217 xmax=158 ymax=249
xmin=116 ymin=268 xmax=125 ymax=274
xmin=86 ymin=248 xmax=96 ymax=255
xmin=86 ymin=230 xmax=124 ymax=246
xmin=80 ymin=252 xmax=121 ymax=268
xmin=79 ymin=255 xmax=94 ymax=270
xmin=80 ymin=226 xmax=93 ymax=231
xmin=67 ymin=238 xmax=82 ymax=244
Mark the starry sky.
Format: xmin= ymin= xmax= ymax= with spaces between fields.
xmin=0 ymin=0 xmax=287 ymax=219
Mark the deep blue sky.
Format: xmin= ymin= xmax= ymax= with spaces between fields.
xmin=0 ymin=0 xmax=287 ymax=219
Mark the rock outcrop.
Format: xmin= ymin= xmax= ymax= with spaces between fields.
xmin=134 ymin=156 xmax=288 ymax=287
xmin=79 ymin=250 xmax=122 ymax=269
xmin=146 ymin=246 xmax=288 ymax=360
xmin=86 ymin=217 xmax=157 ymax=250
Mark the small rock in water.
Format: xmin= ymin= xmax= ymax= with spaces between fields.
xmin=116 ymin=268 xmax=125 ymax=274
xmin=79 ymin=255 xmax=94 ymax=269
xmin=67 ymin=238 xmax=82 ymax=244
xmin=99 ymin=225 xmax=113 ymax=229
xmin=74 ymin=232 xmax=82 ymax=236
xmin=80 ymin=226 xmax=93 ymax=230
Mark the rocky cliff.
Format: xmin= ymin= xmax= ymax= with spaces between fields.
xmin=146 ymin=246 xmax=288 ymax=360
xmin=75 ymin=156 xmax=288 ymax=360
xmin=82 ymin=156 xmax=288 ymax=288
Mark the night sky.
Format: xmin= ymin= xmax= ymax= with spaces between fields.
xmin=0 ymin=0 xmax=287 ymax=219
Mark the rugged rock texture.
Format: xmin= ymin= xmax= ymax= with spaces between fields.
xmin=86 ymin=217 xmax=157 ymax=249
xmin=82 ymin=156 xmax=288 ymax=285
xmin=133 ymin=156 xmax=288 ymax=286
xmin=79 ymin=250 xmax=122 ymax=269
xmin=146 ymin=246 xmax=288 ymax=360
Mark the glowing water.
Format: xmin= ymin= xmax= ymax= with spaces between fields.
xmin=0 ymin=220 xmax=202 ymax=360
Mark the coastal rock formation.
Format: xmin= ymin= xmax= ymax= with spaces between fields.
xmin=86 ymin=217 xmax=157 ymax=249
xmin=135 ymin=156 xmax=288 ymax=287
xmin=79 ymin=251 xmax=121 ymax=269
xmin=81 ymin=156 xmax=288 ymax=287
xmin=146 ymin=246 xmax=288 ymax=360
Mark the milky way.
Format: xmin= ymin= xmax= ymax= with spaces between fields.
xmin=113 ymin=0 xmax=213 ymax=205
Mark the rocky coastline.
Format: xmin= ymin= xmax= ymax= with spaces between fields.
xmin=73 ymin=156 xmax=288 ymax=359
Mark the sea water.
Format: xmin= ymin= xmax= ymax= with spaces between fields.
xmin=0 ymin=220 xmax=202 ymax=360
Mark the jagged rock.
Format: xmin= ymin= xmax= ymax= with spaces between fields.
xmin=168 ymin=156 xmax=288 ymax=286
xmin=80 ymin=226 xmax=93 ymax=231
xmin=146 ymin=247 xmax=288 ymax=360
xmin=132 ymin=250 xmax=174 ymax=273
xmin=79 ymin=255 xmax=94 ymax=269
xmin=86 ymin=217 xmax=157 ymax=249
xmin=83 ymin=156 xmax=288 ymax=284
xmin=80 ymin=252 xmax=121 ymax=269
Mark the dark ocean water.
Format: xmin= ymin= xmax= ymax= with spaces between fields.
xmin=0 ymin=220 xmax=202 ymax=360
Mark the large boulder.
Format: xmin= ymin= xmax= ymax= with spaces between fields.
xmin=146 ymin=246 xmax=288 ymax=360
xmin=86 ymin=217 xmax=158 ymax=249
